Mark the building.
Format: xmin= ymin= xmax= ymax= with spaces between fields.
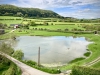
xmin=0 ymin=29 xmax=5 ymax=34
xmin=10 ymin=24 xmax=21 ymax=29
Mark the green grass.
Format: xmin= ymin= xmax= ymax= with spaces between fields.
xmin=30 ymin=25 xmax=84 ymax=30
xmin=69 ymin=57 xmax=85 ymax=63
xmin=13 ymin=29 xmax=73 ymax=36
xmin=0 ymin=64 xmax=9 ymax=74
xmin=59 ymin=34 xmax=100 ymax=70
xmin=92 ymin=61 xmax=100 ymax=69
xmin=1 ymin=29 xmax=100 ymax=71
xmin=0 ymin=16 xmax=23 ymax=19
xmin=0 ymin=16 xmax=100 ymax=71
xmin=0 ymin=16 xmax=100 ymax=26
xmin=0 ymin=20 xmax=23 ymax=26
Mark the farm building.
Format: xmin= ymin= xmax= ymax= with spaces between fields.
xmin=10 ymin=24 xmax=21 ymax=29
xmin=0 ymin=29 xmax=5 ymax=34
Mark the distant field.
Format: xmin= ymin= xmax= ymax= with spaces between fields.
xmin=0 ymin=16 xmax=23 ymax=19
xmin=0 ymin=20 xmax=23 ymax=26
xmin=30 ymin=25 xmax=84 ymax=30
xmin=0 ymin=16 xmax=100 ymax=28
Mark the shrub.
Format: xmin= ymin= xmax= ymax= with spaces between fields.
xmin=84 ymin=52 xmax=91 ymax=57
xmin=71 ymin=66 xmax=100 ymax=75
xmin=22 ymin=60 xmax=60 ymax=74
xmin=12 ymin=50 xmax=24 ymax=60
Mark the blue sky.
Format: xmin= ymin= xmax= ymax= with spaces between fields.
xmin=0 ymin=0 xmax=100 ymax=19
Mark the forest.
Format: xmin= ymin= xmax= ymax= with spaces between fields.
xmin=0 ymin=4 xmax=61 ymax=18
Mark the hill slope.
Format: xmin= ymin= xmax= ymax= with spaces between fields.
xmin=0 ymin=4 xmax=62 ymax=18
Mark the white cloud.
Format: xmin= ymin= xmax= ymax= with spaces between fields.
xmin=69 ymin=0 xmax=100 ymax=6
xmin=77 ymin=9 xmax=91 ymax=13
xmin=9 ymin=0 xmax=100 ymax=18
xmin=10 ymin=0 xmax=100 ymax=9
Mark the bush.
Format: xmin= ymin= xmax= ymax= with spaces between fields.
xmin=71 ymin=66 xmax=100 ymax=75
xmin=0 ymin=43 xmax=14 ymax=55
xmin=2 ymin=62 xmax=21 ymax=75
xmin=84 ymin=52 xmax=91 ymax=57
xmin=22 ymin=60 xmax=60 ymax=74
xmin=12 ymin=50 xmax=24 ymax=60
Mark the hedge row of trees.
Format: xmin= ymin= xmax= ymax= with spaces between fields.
xmin=71 ymin=66 xmax=100 ymax=75
xmin=82 ymin=25 xmax=100 ymax=31
xmin=32 ymin=27 xmax=95 ymax=34
xmin=0 ymin=18 xmax=22 ymax=20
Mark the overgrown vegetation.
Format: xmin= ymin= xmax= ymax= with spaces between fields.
xmin=12 ymin=50 xmax=24 ymax=60
xmin=84 ymin=51 xmax=91 ymax=57
xmin=2 ymin=62 xmax=21 ymax=75
xmin=0 ymin=43 xmax=22 ymax=75
xmin=92 ymin=62 xmax=100 ymax=69
xmin=0 ymin=43 xmax=14 ymax=55
xmin=71 ymin=66 xmax=100 ymax=75
xmin=21 ymin=60 xmax=61 ymax=74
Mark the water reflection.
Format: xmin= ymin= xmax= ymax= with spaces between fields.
xmin=13 ymin=36 xmax=90 ymax=64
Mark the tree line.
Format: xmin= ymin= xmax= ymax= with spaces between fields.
xmin=0 ymin=4 xmax=61 ymax=18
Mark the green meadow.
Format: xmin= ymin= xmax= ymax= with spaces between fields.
xmin=0 ymin=16 xmax=100 ymax=71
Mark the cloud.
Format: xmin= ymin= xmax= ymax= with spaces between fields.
xmin=1 ymin=0 xmax=100 ymax=18
xmin=69 ymin=0 xmax=100 ymax=6
xmin=1 ymin=0 xmax=100 ymax=9
xmin=58 ymin=8 xmax=100 ymax=19
xmin=78 ymin=9 xmax=91 ymax=13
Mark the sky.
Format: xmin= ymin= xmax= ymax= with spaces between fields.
xmin=0 ymin=0 xmax=100 ymax=19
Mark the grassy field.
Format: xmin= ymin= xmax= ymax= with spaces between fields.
xmin=30 ymin=25 xmax=84 ymax=30
xmin=0 ymin=16 xmax=100 ymax=26
xmin=1 ymin=29 xmax=100 ymax=70
xmin=0 ymin=16 xmax=100 ymax=71
xmin=92 ymin=61 xmax=100 ymax=69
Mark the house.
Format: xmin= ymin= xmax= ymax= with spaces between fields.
xmin=0 ymin=29 xmax=5 ymax=34
xmin=10 ymin=24 xmax=21 ymax=29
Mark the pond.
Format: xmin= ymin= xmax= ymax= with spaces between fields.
xmin=11 ymin=36 xmax=90 ymax=65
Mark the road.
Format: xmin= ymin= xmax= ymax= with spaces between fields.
xmin=0 ymin=52 xmax=70 ymax=75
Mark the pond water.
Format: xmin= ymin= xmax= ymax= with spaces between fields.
xmin=12 ymin=36 xmax=90 ymax=65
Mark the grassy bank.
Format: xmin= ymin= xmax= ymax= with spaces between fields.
xmin=59 ymin=34 xmax=100 ymax=70
xmin=0 ymin=16 xmax=100 ymax=72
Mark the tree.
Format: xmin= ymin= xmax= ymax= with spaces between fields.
xmin=12 ymin=50 xmax=24 ymax=60
xmin=43 ymin=21 xmax=49 ymax=26
xmin=29 ymin=21 xmax=36 ymax=26
xmin=0 ymin=43 xmax=14 ymax=55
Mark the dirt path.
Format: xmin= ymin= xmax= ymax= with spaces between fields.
xmin=83 ymin=56 xmax=100 ymax=67
xmin=0 ymin=52 xmax=51 ymax=75
xmin=0 ymin=52 xmax=70 ymax=75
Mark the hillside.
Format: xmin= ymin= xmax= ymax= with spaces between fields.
xmin=0 ymin=4 xmax=62 ymax=18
